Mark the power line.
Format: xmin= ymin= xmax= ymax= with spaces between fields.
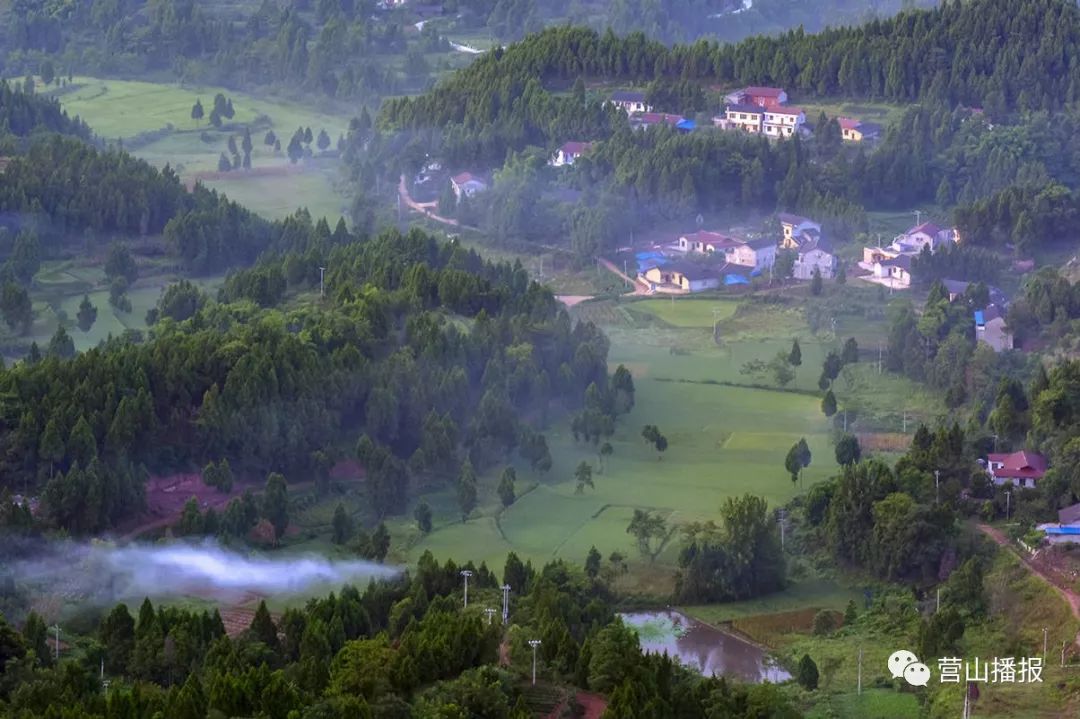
xmin=529 ymin=639 xmax=542 ymax=685
xmin=460 ymin=570 xmax=473 ymax=608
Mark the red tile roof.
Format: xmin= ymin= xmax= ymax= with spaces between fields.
xmin=987 ymin=451 xmax=1048 ymax=480
xmin=681 ymin=230 xmax=742 ymax=248
xmin=452 ymin=172 xmax=481 ymax=185
xmin=907 ymin=222 xmax=943 ymax=237
xmin=559 ymin=141 xmax=591 ymax=156
xmin=744 ymin=86 xmax=785 ymax=97
xmin=767 ymin=106 xmax=804 ymax=116
xmin=838 ymin=117 xmax=861 ymax=131
xmin=640 ymin=112 xmax=684 ymax=125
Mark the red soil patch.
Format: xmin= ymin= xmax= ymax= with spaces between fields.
xmin=117 ymin=472 xmax=256 ymax=540
xmin=548 ymin=691 xmax=607 ymax=719
xmin=575 ymin=692 xmax=607 ymax=719
xmin=856 ymin=432 xmax=911 ymax=452
xmin=218 ymin=592 xmax=281 ymax=638
xmin=330 ymin=458 xmax=366 ymax=480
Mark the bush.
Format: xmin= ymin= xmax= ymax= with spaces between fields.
xmin=797 ymin=654 xmax=819 ymax=690
xmin=812 ymin=610 xmax=837 ymax=636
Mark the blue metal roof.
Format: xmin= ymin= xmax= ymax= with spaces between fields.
xmin=676 ymin=119 xmax=696 ymax=131
xmin=638 ymin=258 xmax=668 ymax=272
xmin=974 ymin=310 xmax=985 ymax=326
xmin=724 ymin=274 xmax=750 ymax=285
xmin=1045 ymin=526 xmax=1080 ymax=535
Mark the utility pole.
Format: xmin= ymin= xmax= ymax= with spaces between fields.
xmin=913 ymin=209 xmax=922 ymax=227
xmin=857 ymin=647 xmax=863 ymax=696
xmin=903 ymin=410 xmax=907 ymax=433
xmin=623 ymin=260 xmax=629 ymax=288
xmin=460 ymin=570 xmax=473 ymax=608
xmin=501 ymin=584 xmax=511 ymax=624
xmin=318 ymin=266 xmax=326 ymax=298
xmin=877 ymin=341 xmax=882 ymax=374
xmin=843 ymin=410 xmax=848 ymax=432
xmin=936 ymin=587 xmax=940 ymax=612
xmin=484 ymin=608 xmax=496 ymax=625
xmin=1062 ymin=640 xmax=1068 ymax=667
xmin=992 ymin=434 xmax=998 ymax=453
xmin=777 ymin=508 xmax=786 ymax=551
xmin=1006 ymin=490 xmax=1012 ymax=521
xmin=529 ymin=639 xmax=542 ymax=685
xmin=52 ymin=624 xmax=60 ymax=662
xmin=934 ymin=469 xmax=940 ymax=505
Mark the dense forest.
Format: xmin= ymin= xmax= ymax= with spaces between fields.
xmin=0 ymin=227 xmax=629 ymax=534
xmin=0 ymin=78 xmax=90 ymax=143
xmin=384 ymin=0 xmax=1080 ymax=132
xmin=0 ymin=549 xmax=805 ymax=719
xmin=375 ymin=0 xmax=1080 ymax=263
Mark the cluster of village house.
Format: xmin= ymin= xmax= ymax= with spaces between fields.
xmin=606 ymin=86 xmax=883 ymax=140
xmin=449 ymin=85 xmax=881 ymax=201
xmin=442 ymin=85 xmax=1014 ymax=351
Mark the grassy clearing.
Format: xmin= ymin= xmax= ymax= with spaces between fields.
xmin=631 ymin=297 xmax=739 ymax=328
xmin=683 ymin=578 xmax=861 ymax=625
xmin=866 ymin=207 xmax=952 ymax=242
xmin=379 ymin=292 xmax=937 ymax=595
xmin=390 ymin=297 xmax=839 ymax=592
xmin=775 ymin=550 xmax=1080 ymax=719
xmin=47 ymin=76 xmax=352 ymax=222
xmin=797 ymin=100 xmax=909 ymax=128
xmin=6 ymin=259 xmax=226 ymax=359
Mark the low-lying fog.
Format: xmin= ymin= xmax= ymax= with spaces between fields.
xmin=5 ymin=540 xmax=400 ymax=605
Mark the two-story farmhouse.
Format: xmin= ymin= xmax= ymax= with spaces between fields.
xmin=610 ymin=91 xmax=651 ymax=114
xmin=778 ymin=213 xmax=822 ymax=249
xmin=678 ymin=230 xmax=742 ymax=255
xmin=717 ymin=104 xmax=805 ymax=137
xmin=550 ymin=141 xmax=591 ymax=167
xmin=986 ymin=450 xmax=1047 ymax=488
xmin=793 ymin=239 xmax=837 ymax=280
xmin=724 ymin=86 xmax=789 ymax=109
xmin=728 ymin=238 xmax=777 ymax=271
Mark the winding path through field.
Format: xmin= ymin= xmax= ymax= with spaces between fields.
xmin=978 ymin=524 xmax=1080 ymax=638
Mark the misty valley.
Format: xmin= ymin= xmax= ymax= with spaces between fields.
xmin=2 ymin=0 xmax=1080 ymax=717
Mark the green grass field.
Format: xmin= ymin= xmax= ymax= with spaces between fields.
xmin=797 ymin=100 xmax=909 ymax=130
xmin=683 ymin=578 xmax=862 ymax=624
xmin=14 ymin=259 xmax=226 ymax=357
xmin=390 ymin=297 xmax=846 ymax=594
xmin=46 ymin=76 xmax=353 ymax=222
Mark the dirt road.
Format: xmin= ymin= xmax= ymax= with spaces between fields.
xmin=398 ymin=174 xmax=463 ymax=227
xmin=978 ymin=524 xmax=1080 ymax=621
xmin=597 ymin=256 xmax=650 ymax=295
